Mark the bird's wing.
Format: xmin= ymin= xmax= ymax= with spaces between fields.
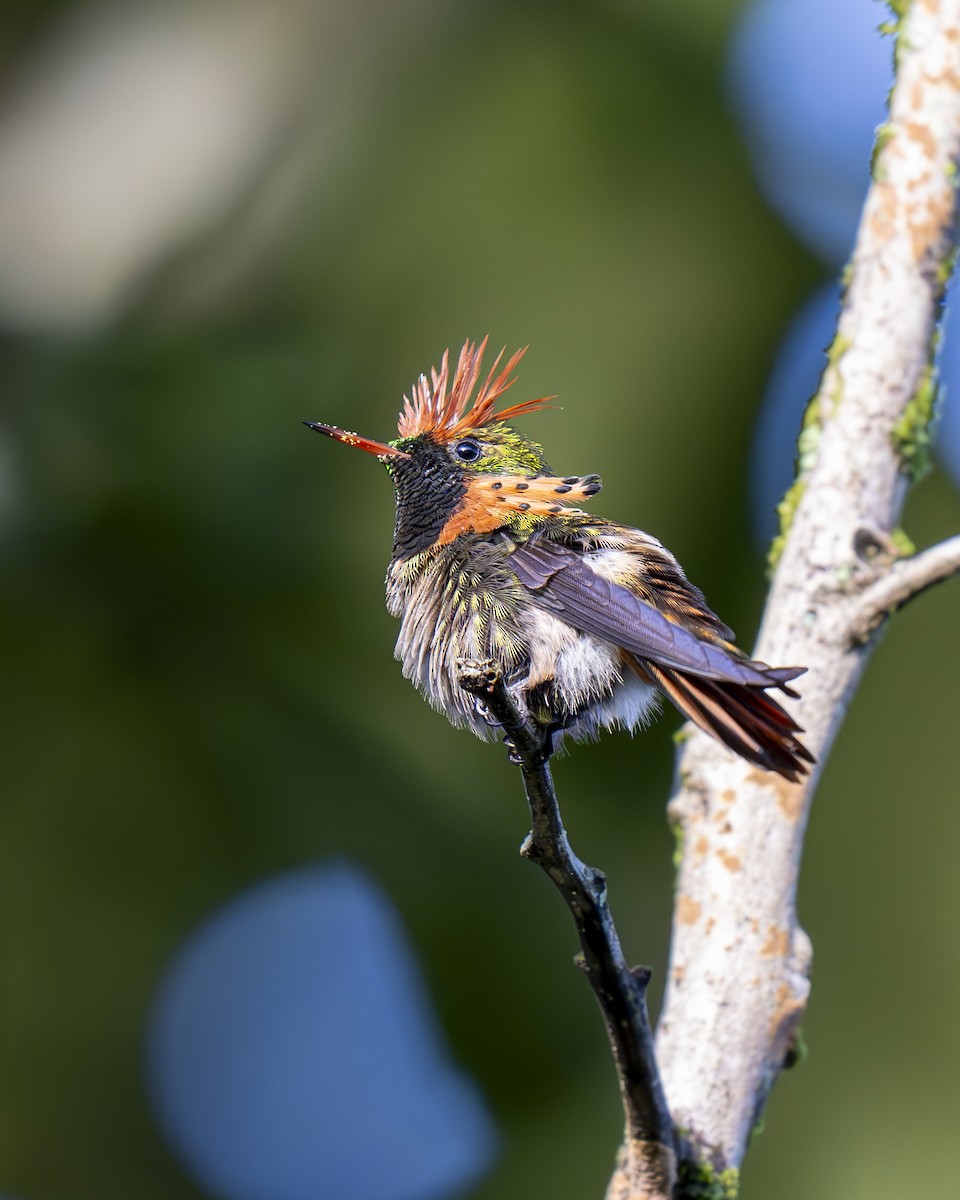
xmin=508 ymin=537 xmax=803 ymax=689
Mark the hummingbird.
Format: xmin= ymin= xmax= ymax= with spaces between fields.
xmin=306 ymin=338 xmax=812 ymax=781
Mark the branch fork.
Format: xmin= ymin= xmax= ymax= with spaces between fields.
xmin=657 ymin=0 xmax=960 ymax=1178
xmin=846 ymin=533 xmax=960 ymax=644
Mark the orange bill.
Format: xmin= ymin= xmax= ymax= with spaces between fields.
xmin=303 ymin=422 xmax=410 ymax=458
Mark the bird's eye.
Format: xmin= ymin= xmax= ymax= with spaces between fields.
xmin=454 ymin=438 xmax=482 ymax=462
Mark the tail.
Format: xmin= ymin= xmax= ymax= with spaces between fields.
xmin=643 ymin=661 xmax=814 ymax=783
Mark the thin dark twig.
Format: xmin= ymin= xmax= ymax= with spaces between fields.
xmin=457 ymin=658 xmax=676 ymax=1189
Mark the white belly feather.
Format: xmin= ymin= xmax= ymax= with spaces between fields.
xmin=387 ymin=549 xmax=659 ymax=743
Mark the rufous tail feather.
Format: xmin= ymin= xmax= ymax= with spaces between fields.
xmin=643 ymin=662 xmax=814 ymax=783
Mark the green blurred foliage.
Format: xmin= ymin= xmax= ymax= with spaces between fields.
xmin=1 ymin=1 xmax=958 ymax=1199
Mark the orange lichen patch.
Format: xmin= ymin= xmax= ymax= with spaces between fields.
xmin=867 ymin=180 xmax=897 ymax=243
xmin=746 ymin=767 xmax=805 ymax=822
xmin=716 ymin=848 xmax=742 ymax=873
xmin=720 ymin=789 xmax=736 ymax=804
xmin=760 ymin=925 xmax=789 ymax=958
xmin=776 ymin=781 xmax=805 ymax=821
xmin=715 ymin=817 xmax=733 ymax=835
xmin=911 ymin=206 xmax=948 ymax=261
xmin=904 ymin=120 xmax=937 ymax=158
xmin=676 ymin=895 xmax=701 ymax=925
xmin=398 ymin=337 xmax=553 ymax=441
xmin=693 ymin=836 xmax=710 ymax=858
xmin=769 ymin=982 xmax=806 ymax=1044
xmin=703 ymin=917 xmax=716 ymax=936
xmin=929 ymin=59 xmax=960 ymax=86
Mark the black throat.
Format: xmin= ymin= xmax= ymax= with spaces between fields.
xmin=389 ymin=439 xmax=467 ymax=559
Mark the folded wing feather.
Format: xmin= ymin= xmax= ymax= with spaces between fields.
xmin=508 ymin=538 xmax=803 ymax=691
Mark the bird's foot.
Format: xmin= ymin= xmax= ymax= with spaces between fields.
xmin=503 ymin=736 xmax=523 ymax=766
xmin=541 ymin=718 xmax=570 ymax=760
xmin=472 ymin=697 xmax=503 ymax=730
xmin=503 ymin=721 xmax=561 ymax=767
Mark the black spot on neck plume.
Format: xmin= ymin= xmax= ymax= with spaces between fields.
xmin=388 ymin=437 xmax=467 ymax=559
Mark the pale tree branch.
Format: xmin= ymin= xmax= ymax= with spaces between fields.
xmin=847 ymin=532 xmax=960 ymax=643
xmin=456 ymin=659 xmax=677 ymax=1200
xmin=654 ymin=0 xmax=960 ymax=1184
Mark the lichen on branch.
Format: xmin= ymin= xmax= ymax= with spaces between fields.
xmin=654 ymin=0 xmax=960 ymax=1180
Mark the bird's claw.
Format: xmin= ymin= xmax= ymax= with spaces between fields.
xmin=473 ymin=698 xmax=502 ymax=729
xmin=503 ymin=736 xmax=524 ymax=765
xmin=502 ymin=723 xmax=557 ymax=767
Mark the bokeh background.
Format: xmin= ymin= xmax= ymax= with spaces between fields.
xmin=2 ymin=1 xmax=960 ymax=1198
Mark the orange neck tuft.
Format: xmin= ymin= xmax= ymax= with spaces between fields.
xmin=434 ymin=473 xmax=600 ymax=547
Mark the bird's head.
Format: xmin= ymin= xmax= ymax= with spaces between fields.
xmin=306 ymin=338 xmax=602 ymax=557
